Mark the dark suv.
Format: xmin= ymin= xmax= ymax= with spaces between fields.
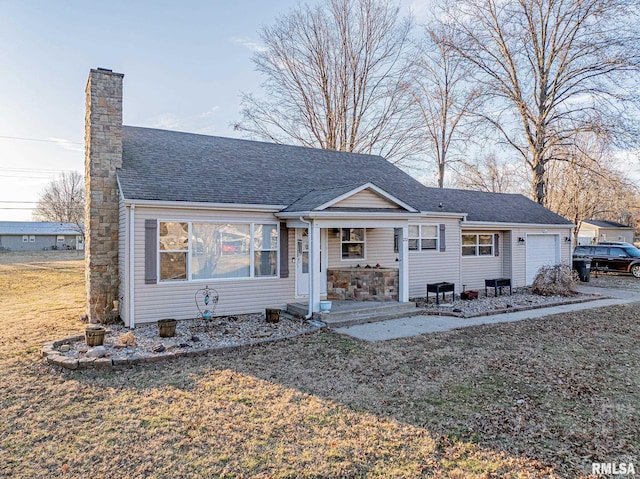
xmin=573 ymin=244 xmax=640 ymax=277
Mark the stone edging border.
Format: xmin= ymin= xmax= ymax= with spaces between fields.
xmin=417 ymin=294 xmax=611 ymax=319
xmin=42 ymin=325 xmax=325 ymax=371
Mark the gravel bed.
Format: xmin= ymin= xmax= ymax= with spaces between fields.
xmin=412 ymin=287 xmax=597 ymax=318
xmin=55 ymin=313 xmax=317 ymax=362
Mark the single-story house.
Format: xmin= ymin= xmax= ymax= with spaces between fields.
xmin=0 ymin=221 xmax=83 ymax=251
xmin=577 ymin=220 xmax=635 ymax=245
xmin=84 ymin=68 xmax=574 ymax=326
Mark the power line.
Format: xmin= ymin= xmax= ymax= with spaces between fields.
xmin=0 ymin=135 xmax=82 ymax=145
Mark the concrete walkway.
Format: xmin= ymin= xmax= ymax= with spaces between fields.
xmin=333 ymin=285 xmax=640 ymax=342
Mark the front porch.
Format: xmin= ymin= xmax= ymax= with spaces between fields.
xmin=287 ymin=300 xmax=419 ymax=328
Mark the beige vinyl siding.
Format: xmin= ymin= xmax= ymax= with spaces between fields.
xmin=510 ymin=227 xmax=572 ymax=287
xmin=332 ymin=189 xmax=400 ymax=209
xmin=327 ymin=228 xmax=397 ymax=268
xmin=132 ymin=207 xmax=295 ymax=324
xmin=460 ymin=231 xmax=506 ymax=290
xmin=596 ymin=227 xmax=634 ymax=243
xmin=408 ymin=217 xmax=461 ymax=298
xmin=502 ymin=231 xmax=512 ymax=280
xmin=118 ymin=196 xmax=129 ymax=326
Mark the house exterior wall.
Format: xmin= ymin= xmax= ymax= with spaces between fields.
xmin=595 ymin=227 xmax=634 ymax=243
xmin=509 ymin=227 xmax=572 ymax=287
xmin=332 ymin=190 xmax=400 ymax=209
xmin=577 ymin=224 xmax=634 ymax=244
xmin=407 ymin=217 xmax=461 ymax=298
xmin=327 ymin=227 xmax=397 ymax=269
xmin=128 ymin=206 xmax=295 ymax=325
xmin=460 ymin=230 xmax=506 ymax=291
xmin=0 ymin=234 xmax=78 ymax=251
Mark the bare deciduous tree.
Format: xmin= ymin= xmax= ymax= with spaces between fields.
xmin=413 ymin=24 xmax=483 ymax=187
xmin=33 ymin=171 xmax=84 ymax=233
xmin=453 ymin=153 xmax=525 ymax=193
xmin=443 ymin=0 xmax=640 ymax=204
xmin=236 ymin=0 xmax=420 ymax=163
xmin=544 ymin=133 xmax=638 ymax=240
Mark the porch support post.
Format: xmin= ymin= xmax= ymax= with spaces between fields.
xmin=310 ymin=221 xmax=322 ymax=313
xmin=398 ymin=224 xmax=409 ymax=302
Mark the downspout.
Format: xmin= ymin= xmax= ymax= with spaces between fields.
xmin=299 ymin=216 xmax=313 ymax=319
xmin=129 ymin=203 xmax=135 ymax=328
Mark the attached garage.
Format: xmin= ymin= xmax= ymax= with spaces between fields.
xmin=526 ymin=234 xmax=560 ymax=284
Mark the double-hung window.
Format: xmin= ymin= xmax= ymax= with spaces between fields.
xmin=57 ymin=235 xmax=65 ymax=243
xmin=408 ymin=225 xmax=438 ymax=251
xmin=159 ymin=222 xmax=189 ymax=281
xmin=22 ymin=235 xmax=28 ymax=242
xmin=462 ymin=234 xmax=494 ymax=256
xmin=341 ymin=228 xmax=365 ymax=259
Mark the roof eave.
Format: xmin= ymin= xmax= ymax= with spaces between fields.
xmin=462 ymin=220 xmax=575 ymax=229
xmin=122 ymin=198 xmax=285 ymax=212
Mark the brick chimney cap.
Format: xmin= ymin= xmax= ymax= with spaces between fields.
xmin=96 ymin=67 xmax=113 ymax=72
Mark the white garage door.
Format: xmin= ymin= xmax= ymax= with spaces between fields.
xmin=526 ymin=235 xmax=560 ymax=284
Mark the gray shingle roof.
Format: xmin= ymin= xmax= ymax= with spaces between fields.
xmin=584 ymin=219 xmax=633 ymax=228
xmin=119 ymin=126 xmax=572 ymax=225
xmin=0 ymin=221 xmax=82 ymax=235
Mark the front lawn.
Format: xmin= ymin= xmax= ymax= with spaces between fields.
xmin=0 ymin=259 xmax=637 ymax=478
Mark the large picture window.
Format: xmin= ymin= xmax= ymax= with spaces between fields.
xmin=159 ymin=221 xmax=278 ymax=282
xmin=462 ymin=234 xmax=494 ymax=256
xmin=408 ymin=225 xmax=438 ymax=251
xmin=341 ymin=228 xmax=365 ymax=259
xmin=192 ymin=223 xmax=251 ymax=280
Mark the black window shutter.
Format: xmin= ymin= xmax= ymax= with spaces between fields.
xmin=279 ymin=223 xmax=289 ymax=278
xmin=494 ymin=233 xmax=500 ymax=256
xmin=439 ymin=224 xmax=446 ymax=252
xmin=145 ymin=219 xmax=158 ymax=284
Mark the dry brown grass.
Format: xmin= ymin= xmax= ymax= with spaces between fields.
xmin=0 ymin=257 xmax=638 ymax=478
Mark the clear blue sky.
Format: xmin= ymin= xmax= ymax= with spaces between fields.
xmin=5 ymin=0 xmax=425 ymax=220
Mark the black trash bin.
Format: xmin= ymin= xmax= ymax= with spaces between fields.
xmin=573 ymin=258 xmax=591 ymax=282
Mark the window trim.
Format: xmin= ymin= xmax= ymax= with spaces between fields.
xmin=340 ymin=227 xmax=366 ymax=261
xmin=461 ymin=233 xmax=494 ymax=257
xmin=408 ymin=224 xmax=439 ymax=252
xmin=158 ymin=220 xmax=280 ymax=283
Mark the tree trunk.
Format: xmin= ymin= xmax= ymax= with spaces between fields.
xmin=532 ymin=155 xmax=545 ymax=205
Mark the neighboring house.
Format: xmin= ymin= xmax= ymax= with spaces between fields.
xmin=84 ymin=68 xmax=574 ymax=326
xmin=577 ymin=220 xmax=635 ymax=246
xmin=0 ymin=221 xmax=83 ymax=252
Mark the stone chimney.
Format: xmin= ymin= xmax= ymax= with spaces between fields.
xmin=84 ymin=68 xmax=124 ymax=323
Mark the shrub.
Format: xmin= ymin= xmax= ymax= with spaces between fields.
xmin=531 ymin=264 xmax=579 ymax=296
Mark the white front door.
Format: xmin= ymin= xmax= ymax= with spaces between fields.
xmin=296 ymin=228 xmax=327 ymax=297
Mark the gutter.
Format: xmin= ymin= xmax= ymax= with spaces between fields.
xmin=122 ymin=198 xmax=284 ymax=212
xmin=299 ymin=216 xmax=313 ymax=320
xmin=129 ymin=203 xmax=135 ymax=328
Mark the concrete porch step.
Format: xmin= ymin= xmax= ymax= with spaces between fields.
xmin=287 ymin=301 xmax=421 ymax=328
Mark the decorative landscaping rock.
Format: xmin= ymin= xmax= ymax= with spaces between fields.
xmin=86 ymin=346 xmax=107 ymax=358
xmin=43 ymin=313 xmax=322 ymax=370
